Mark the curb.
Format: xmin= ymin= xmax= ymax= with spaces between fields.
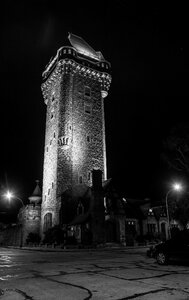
xmin=4 ymin=245 xmax=149 ymax=252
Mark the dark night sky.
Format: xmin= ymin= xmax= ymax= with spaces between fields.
xmin=1 ymin=1 xmax=189 ymax=219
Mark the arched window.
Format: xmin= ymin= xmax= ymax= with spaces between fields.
xmin=77 ymin=202 xmax=84 ymax=215
xmin=44 ymin=213 xmax=52 ymax=232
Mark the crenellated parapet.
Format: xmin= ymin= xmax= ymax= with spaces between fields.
xmin=42 ymin=57 xmax=111 ymax=103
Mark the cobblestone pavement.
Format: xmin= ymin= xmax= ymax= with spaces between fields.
xmin=1 ymin=247 xmax=189 ymax=299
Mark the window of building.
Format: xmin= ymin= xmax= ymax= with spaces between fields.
xmin=84 ymin=103 xmax=92 ymax=114
xmin=79 ymin=176 xmax=83 ymax=184
xmin=46 ymin=147 xmax=48 ymax=152
xmin=68 ymin=49 xmax=71 ymax=54
xmin=147 ymin=223 xmax=156 ymax=233
xmin=84 ymin=86 xmax=91 ymax=97
xmin=77 ymin=202 xmax=84 ymax=215
xmin=87 ymin=135 xmax=91 ymax=143
xmin=44 ymin=213 xmax=52 ymax=232
xmin=51 ymin=95 xmax=55 ymax=103
xmin=52 ymin=182 xmax=54 ymax=189
xmin=48 ymin=188 xmax=50 ymax=195
xmin=125 ymin=221 xmax=136 ymax=235
xmin=54 ymin=132 xmax=56 ymax=138
xmin=88 ymin=172 xmax=91 ymax=181
xmin=51 ymin=113 xmax=54 ymax=119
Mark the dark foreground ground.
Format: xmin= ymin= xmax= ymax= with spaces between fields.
xmin=0 ymin=246 xmax=189 ymax=299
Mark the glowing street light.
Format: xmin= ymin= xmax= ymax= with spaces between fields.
xmin=4 ymin=191 xmax=24 ymax=207
xmin=5 ymin=191 xmax=13 ymax=201
xmin=166 ymin=182 xmax=183 ymax=239
xmin=172 ymin=183 xmax=182 ymax=191
xmin=4 ymin=191 xmax=24 ymax=247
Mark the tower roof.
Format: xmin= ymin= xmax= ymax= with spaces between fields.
xmin=68 ymin=33 xmax=105 ymax=61
xmin=28 ymin=180 xmax=42 ymax=204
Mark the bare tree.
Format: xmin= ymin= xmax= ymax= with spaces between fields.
xmin=162 ymin=123 xmax=189 ymax=229
xmin=162 ymin=122 xmax=189 ymax=174
xmin=173 ymin=194 xmax=189 ymax=229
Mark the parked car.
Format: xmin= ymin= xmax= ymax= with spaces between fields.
xmin=147 ymin=230 xmax=189 ymax=265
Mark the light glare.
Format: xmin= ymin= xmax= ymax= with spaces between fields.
xmin=172 ymin=183 xmax=182 ymax=191
xmin=5 ymin=191 xmax=13 ymax=201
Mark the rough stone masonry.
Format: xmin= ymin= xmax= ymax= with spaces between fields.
xmin=41 ymin=33 xmax=111 ymax=235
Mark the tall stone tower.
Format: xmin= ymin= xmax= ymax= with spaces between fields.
xmin=41 ymin=33 xmax=111 ymax=233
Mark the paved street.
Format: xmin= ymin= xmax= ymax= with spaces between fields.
xmin=0 ymin=247 xmax=189 ymax=299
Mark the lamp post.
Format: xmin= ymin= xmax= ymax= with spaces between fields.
xmin=165 ymin=183 xmax=182 ymax=240
xmin=5 ymin=191 xmax=25 ymax=247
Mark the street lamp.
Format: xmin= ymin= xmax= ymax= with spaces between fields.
xmin=4 ymin=191 xmax=25 ymax=247
xmin=5 ymin=191 xmax=24 ymax=207
xmin=165 ymin=183 xmax=183 ymax=239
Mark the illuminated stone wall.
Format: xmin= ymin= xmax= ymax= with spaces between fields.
xmin=18 ymin=204 xmax=41 ymax=244
xmin=41 ymin=45 xmax=111 ymax=232
xmin=22 ymin=204 xmax=41 ymax=243
xmin=71 ymin=74 xmax=105 ymax=186
xmin=41 ymin=78 xmax=61 ymax=229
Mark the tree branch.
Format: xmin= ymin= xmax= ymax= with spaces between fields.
xmin=177 ymin=146 xmax=187 ymax=162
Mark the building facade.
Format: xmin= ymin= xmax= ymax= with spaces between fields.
xmin=18 ymin=181 xmax=42 ymax=245
xmin=0 ymin=181 xmax=42 ymax=247
xmin=41 ymin=33 xmax=111 ymax=234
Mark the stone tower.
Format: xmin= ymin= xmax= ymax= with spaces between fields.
xmin=41 ymin=33 xmax=111 ymax=233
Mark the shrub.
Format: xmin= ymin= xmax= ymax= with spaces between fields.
xmin=26 ymin=232 xmax=41 ymax=245
xmin=43 ymin=226 xmax=65 ymax=245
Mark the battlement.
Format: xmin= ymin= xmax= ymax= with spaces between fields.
xmin=42 ymin=33 xmax=111 ymax=82
xmin=42 ymin=46 xmax=111 ymax=82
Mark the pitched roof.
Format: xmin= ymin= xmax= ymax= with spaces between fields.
xmin=68 ymin=33 xmax=105 ymax=61
xmin=28 ymin=180 xmax=42 ymax=203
